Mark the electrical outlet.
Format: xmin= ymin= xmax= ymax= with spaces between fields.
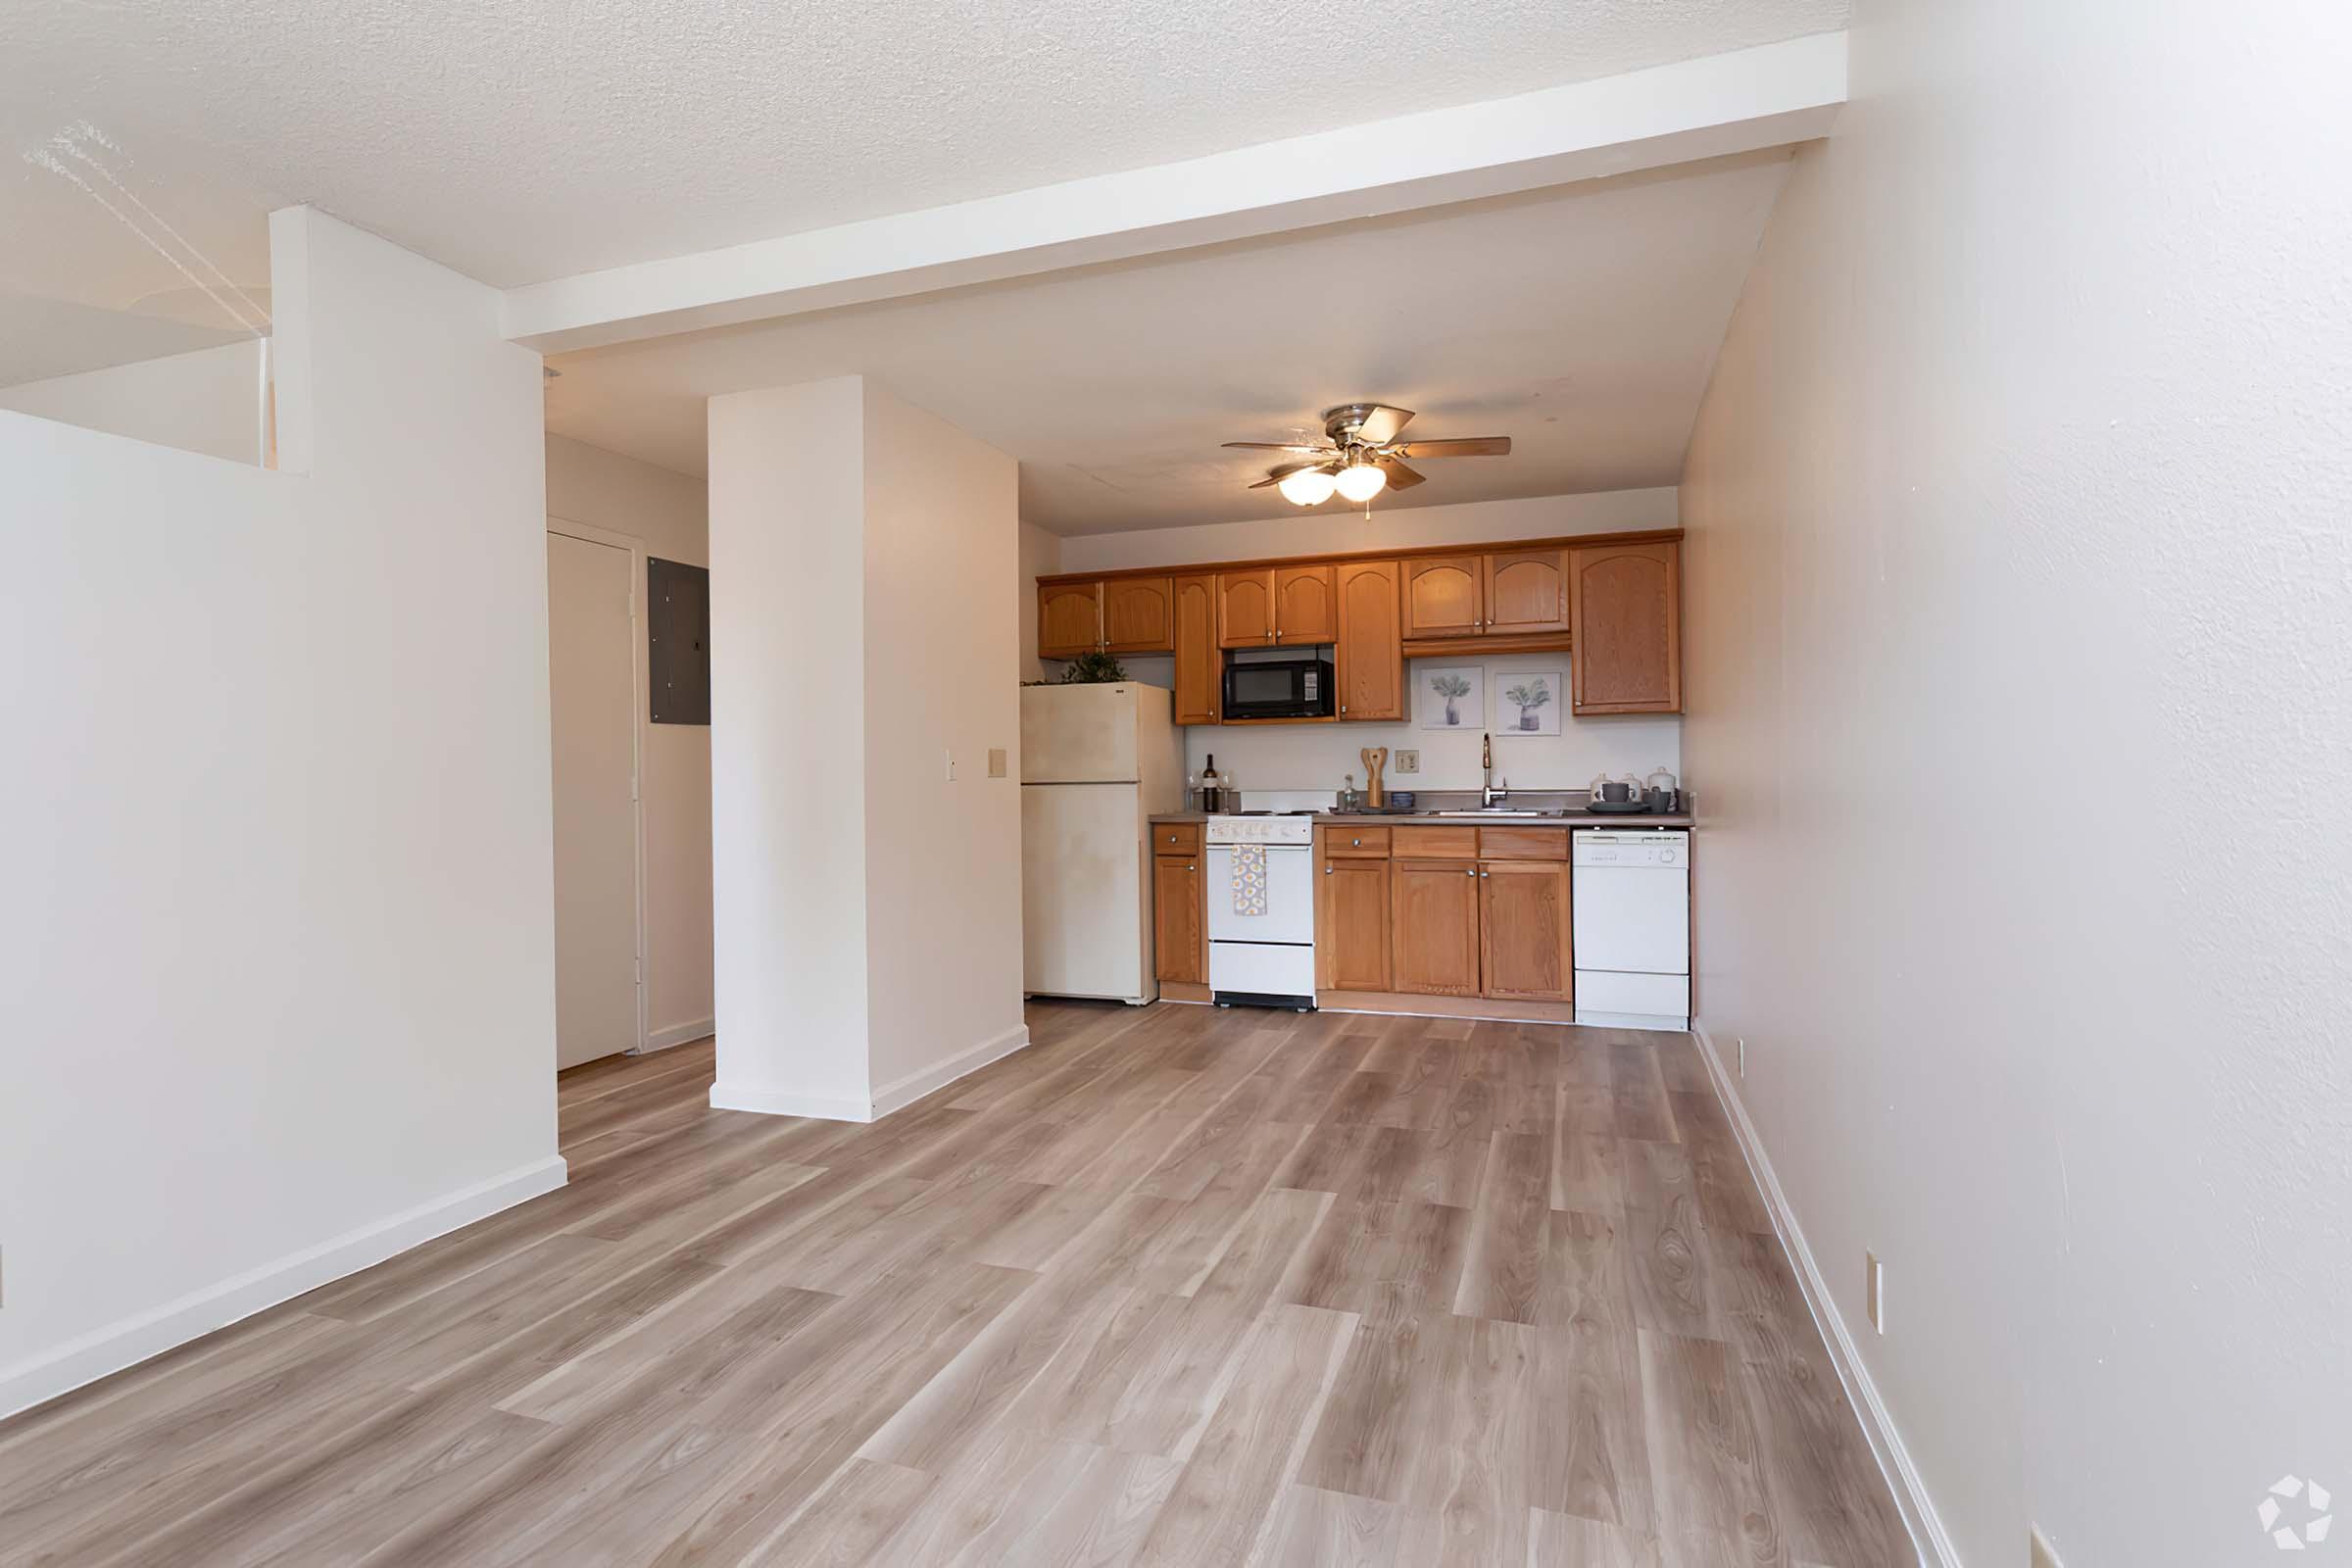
xmin=987 ymin=748 xmax=1007 ymax=778
xmin=1866 ymin=1250 xmax=1886 ymax=1335
xmin=2030 ymin=1525 xmax=2063 ymax=1568
xmin=1394 ymin=750 xmax=1419 ymax=774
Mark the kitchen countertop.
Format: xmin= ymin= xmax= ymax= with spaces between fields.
xmin=1151 ymin=808 xmax=1694 ymax=829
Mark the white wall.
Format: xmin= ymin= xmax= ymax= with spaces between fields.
xmin=1047 ymin=490 xmax=1682 ymax=793
xmin=1677 ymin=4 xmax=2352 ymax=1564
xmin=709 ymin=375 xmax=1026 ymax=1119
xmin=860 ymin=386 xmax=1026 ymax=1098
xmin=546 ymin=435 xmax=715 ymax=1048
xmin=709 ymin=379 xmax=874 ymax=1115
xmin=0 ymin=338 xmax=268 ymax=466
xmin=0 ymin=208 xmax=561 ymax=1418
xmin=1017 ymin=519 xmax=1062 ymax=683
xmin=1054 ymin=487 xmax=1676 ymax=575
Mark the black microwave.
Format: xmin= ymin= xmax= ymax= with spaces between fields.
xmin=1223 ymin=657 xmax=1335 ymax=720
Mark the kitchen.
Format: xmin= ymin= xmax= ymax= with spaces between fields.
xmin=1021 ymin=501 xmax=1693 ymax=1033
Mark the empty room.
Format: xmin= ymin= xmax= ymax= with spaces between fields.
xmin=3 ymin=3 xmax=2346 ymax=1565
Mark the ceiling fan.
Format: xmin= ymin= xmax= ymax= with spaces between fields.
xmin=1224 ymin=403 xmax=1511 ymax=507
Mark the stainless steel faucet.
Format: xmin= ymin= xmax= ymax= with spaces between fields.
xmin=1481 ymin=732 xmax=1508 ymax=808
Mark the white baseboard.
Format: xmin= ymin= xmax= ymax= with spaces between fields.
xmin=709 ymin=1023 xmax=1033 ymax=1125
xmin=0 ymin=1153 xmax=568 ymax=1423
xmin=639 ymin=1017 xmax=716 ymax=1054
xmin=1690 ymin=1022 xmax=1958 ymax=1568
xmin=709 ymin=1081 xmax=875 ymax=1121
xmin=870 ymin=1023 xmax=1031 ymax=1117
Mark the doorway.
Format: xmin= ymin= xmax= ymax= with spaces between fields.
xmin=547 ymin=526 xmax=645 ymax=1069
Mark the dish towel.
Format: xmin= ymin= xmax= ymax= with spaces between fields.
xmin=1229 ymin=844 xmax=1269 ymax=916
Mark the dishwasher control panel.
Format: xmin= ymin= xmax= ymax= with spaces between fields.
xmin=1571 ymin=830 xmax=1689 ymax=868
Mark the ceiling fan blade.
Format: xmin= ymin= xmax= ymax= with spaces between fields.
xmin=1392 ymin=436 xmax=1511 ymax=459
xmin=1325 ymin=403 xmax=1414 ymax=446
xmin=1222 ymin=441 xmax=1336 ymax=456
xmin=1375 ymin=458 xmax=1427 ymax=490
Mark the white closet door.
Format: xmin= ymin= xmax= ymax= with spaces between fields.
xmin=548 ymin=531 xmax=642 ymax=1069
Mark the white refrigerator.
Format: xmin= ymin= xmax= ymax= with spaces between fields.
xmin=1021 ymin=683 xmax=1185 ymax=1004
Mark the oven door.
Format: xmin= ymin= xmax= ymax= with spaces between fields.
xmin=1204 ymin=845 xmax=1315 ymax=945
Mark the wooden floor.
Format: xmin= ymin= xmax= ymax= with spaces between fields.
xmin=0 ymin=1003 xmax=1906 ymax=1567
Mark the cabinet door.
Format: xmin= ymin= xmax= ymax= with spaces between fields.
xmin=1038 ymin=581 xmax=1103 ymax=660
xmin=1569 ymin=541 xmax=1682 ymax=713
xmin=1391 ymin=859 xmax=1483 ymax=996
xmin=1273 ymin=564 xmax=1338 ymax=645
xmin=1334 ymin=560 xmax=1404 ymax=721
xmin=1171 ymin=573 xmax=1221 ymax=725
xmin=1401 ymin=556 xmax=1485 ymax=638
xmin=1479 ymin=860 xmax=1572 ymax=1001
xmin=1316 ymin=856 xmax=1391 ymax=992
xmin=1102 ymin=576 xmax=1176 ymax=654
xmin=1484 ymin=548 xmax=1569 ymax=634
xmin=1153 ymin=855 xmax=1205 ymax=984
xmin=1218 ymin=569 xmax=1277 ymax=648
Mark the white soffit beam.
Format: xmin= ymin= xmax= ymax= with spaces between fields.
xmin=503 ymin=32 xmax=1846 ymax=353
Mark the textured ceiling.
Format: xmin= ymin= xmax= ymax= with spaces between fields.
xmin=6 ymin=0 xmax=1843 ymax=295
xmin=545 ymin=154 xmax=1794 ymax=533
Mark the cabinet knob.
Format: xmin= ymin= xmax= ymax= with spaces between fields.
xmin=1351 ymin=837 xmax=1361 ymax=847
xmin=1324 ymin=865 xmax=1333 ymax=875
xmin=1465 ymin=868 xmax=1476 ymax=877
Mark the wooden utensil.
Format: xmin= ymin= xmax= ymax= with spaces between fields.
xmin=1360 ymin=747 xmax=1388 ymax=809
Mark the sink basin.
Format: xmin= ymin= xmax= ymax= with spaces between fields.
xmin=1418 ymin=808 xmax=1552 ymax=818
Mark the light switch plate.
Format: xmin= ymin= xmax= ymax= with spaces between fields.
xmin=987 ymin=748 xmax=1007 ymax=778
xmin=944 ymin=750 xmax=956 ymax=782
xmin=1395 ymin=750 xmax=1420 ymax=774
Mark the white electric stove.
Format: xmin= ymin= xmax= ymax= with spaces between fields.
xmin=1203 ymin=812 xmax=1317 ymax=1008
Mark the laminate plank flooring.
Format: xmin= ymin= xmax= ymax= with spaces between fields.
xmin=0 ymin=1009 xmax=1908 ymax=1567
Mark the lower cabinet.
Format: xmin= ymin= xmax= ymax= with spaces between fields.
xmin=1391 ymin=858 xmax=1485 ymax=996
xmin=1316 ymin=856 xmax=1392 ymax=991
xmin=1477 ymin=859 xmax=1573 ymax=1001
xmin=1152 ymin=855 xmax=1204 ymax=985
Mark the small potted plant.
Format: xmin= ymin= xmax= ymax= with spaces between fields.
xmin=1503 ymin=677 xmax=1552 ymax=731
xmin=1059 ymin=650 xmax=1128 ymax=684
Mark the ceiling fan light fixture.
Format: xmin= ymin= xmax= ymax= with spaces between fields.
xmin=1334 ymin=462 xmax=1387 ymax=503
xmin=1278 ymin=467 xmax=1338 ymax=507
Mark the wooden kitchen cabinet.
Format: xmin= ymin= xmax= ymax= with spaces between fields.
xmin=1102 ymin=576 xmax=1175 ymax=654
xmin=1391 ymin=859 xmax=1483 ymax=996
xmin=1152 ymin=854 xmax=1205 ymax=985
xmin=1316 ymin=852 xmax=1392 ymax=992
xmin=1570 ymin=539 xmax=1682 ymax=714
xmin=1038 ymin=581 xmax=1103 ymax=660
xmin=1217 ymin=569 xmax=1277 ymax=647
xmin=1334 ymin=559 xmax=1404 ymax=721
xmin=1401 ymin=556 xmax=1484 ymax=638
xmin=1478 ymin=859 xmax=1573 ymax=1001
xmin=1170 ymin=573 xmax=1221 ymax=724
xmin=1272 ymin=564 xmax=1338 ymax=645
xmin=1484 ymin=548 xmax=1570 ymax=634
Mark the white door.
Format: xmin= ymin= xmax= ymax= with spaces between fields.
xmin=548 ymin=531 xmax=642 ymax=1068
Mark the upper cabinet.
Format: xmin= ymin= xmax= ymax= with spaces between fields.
xmin=1401 ymin=556 xmax=1484 ymax=638
xmin=1484 ymin=548 xmax=1569 ymax=634
xmin=1038 ymin=580 xmax=1103 ymax=660
xmin=1272 ymin=565 xmax=1337 ymax=645
xmin=1035 ymin=527 xmax=1682 ymax=722
xmin=1335 ymin=560 xmax=1404 ymax=722
xmin=1569 ymin=540 xmax=1682 ymax=714
xmin=1102 ymin=576 xmax=1175 ymax=654
xmin=1216 ymin=569 xmax=1276 ymax=647
xmin=1170 ymin=573 xmax=1221 ymax=725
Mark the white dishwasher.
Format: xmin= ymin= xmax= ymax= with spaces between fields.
xmin=1572 ymin=830 xmax=1690 ymax=1030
